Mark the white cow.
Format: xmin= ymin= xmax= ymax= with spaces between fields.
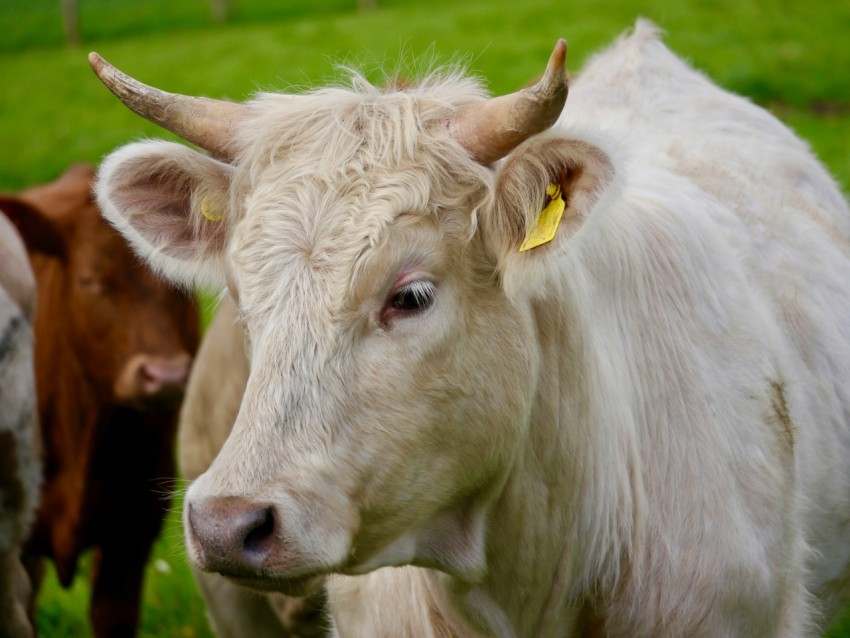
xmin=92 ymin=21 xmax=850 ymax=637
xmin=0 ymin=209 xmax=41 ymax=638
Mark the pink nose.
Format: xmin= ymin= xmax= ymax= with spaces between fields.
xmin=114 ymin=352 xmax=191 ymax=404
xmin=187 ymin=497 xmax=277 ymax=577
xmin=138 ymin=356 xmax=190 ymax=396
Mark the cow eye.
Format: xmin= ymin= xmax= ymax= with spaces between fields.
xmin=379 ymin=278 xmax=437 ymax=327
xmin=391 ymin=280 xmax=435 ymax=313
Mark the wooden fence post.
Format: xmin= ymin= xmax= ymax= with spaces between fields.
xmin=210 ymin=0 xmax=231 ymax=23
xmin=61 ymin=0 xmax=80 ymax=47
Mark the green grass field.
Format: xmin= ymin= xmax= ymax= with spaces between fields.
xmin=2 ymin=0 xmax=850 ymax=635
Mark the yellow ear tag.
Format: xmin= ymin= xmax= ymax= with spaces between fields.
xmin=519 ymin=183 xmax=566 ymax=252
xmin=201 ymin=197 xmax=223 ymax=223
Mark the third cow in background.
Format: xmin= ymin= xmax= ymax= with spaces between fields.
xmin=0 ymin=209 xmax=41 ymax=638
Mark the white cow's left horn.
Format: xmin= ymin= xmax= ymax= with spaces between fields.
xmin=89 ymin=52 xmax=248 ymax=161
xmin=450 ymin=39 xmax=569 ymax=165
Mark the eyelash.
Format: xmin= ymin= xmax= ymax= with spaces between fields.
xmin=381 ymin=279 xmax=436 ymax=326
xmin=392 ymin=280 xmax=435 ymax=311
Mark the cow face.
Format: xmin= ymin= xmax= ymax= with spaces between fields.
xmin=1 ymin=164 xmax=199 ymax=408
xmin=95 ymin=53 xmax=615 ymax=592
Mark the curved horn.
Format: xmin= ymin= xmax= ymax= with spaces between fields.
xmin=89 ymin=52 xmax=248 ymax=160
xmin=450 ymin=40 xmax=569 ymax=165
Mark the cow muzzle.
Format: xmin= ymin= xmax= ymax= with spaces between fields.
xmin=187 ymin=497 xmax=277 ymax=574
xmin=114 ymin=352 xmax=191 ymax=406
xmin=185 ymin=488 xmax=352 ymax=596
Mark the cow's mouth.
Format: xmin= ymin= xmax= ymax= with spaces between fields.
xmin=224 ymin=572 xmax=324 ymax=597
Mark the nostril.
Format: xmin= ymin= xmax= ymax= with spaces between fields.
xmin=187 ymin=498 xmax=280 ymax=576
xmin=139 ymin=363 xmax=158 ymax=382
xmin=243 ymin=506 xmax=275 ymax=554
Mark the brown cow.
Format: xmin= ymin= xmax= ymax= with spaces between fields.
xmin=0 ymin=211 xmax=41 ymax=638
xmin=0 ymin=164 xmax=200 ymax=638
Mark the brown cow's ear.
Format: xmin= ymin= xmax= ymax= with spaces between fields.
xmin=95 ymin=140 xmax=234 ymax=291
xmin=485 ymin=133 xmax=615 ymax=267
xmin=0 ymin=197 xmax=66 ymax=259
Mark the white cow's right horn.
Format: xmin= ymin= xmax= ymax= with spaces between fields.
xmin=89 ymin=52 xmax=248 ymax=161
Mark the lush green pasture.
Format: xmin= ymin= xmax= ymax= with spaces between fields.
xmin=2 ymin=0 xmax=850 ymax=635
xmin=2 ymin=0 xmax=849 ymax=191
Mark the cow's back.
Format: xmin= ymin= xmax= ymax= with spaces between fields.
xmin=178 ymin=297 xmax=248 ymax=482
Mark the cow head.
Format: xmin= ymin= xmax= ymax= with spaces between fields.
xmin=92 ymin=43 xmax=616 ymax=593
xmin=1 ymin=165 xmax=199 ymax=408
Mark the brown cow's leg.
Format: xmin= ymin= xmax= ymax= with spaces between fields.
xmin=86 ymin=407 xmax=175 ymax=638
xmin=89 ymin=543 xmax=150 ymax=638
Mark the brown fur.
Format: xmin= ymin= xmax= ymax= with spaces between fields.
xmin=1 ymin=165 xmax=200 ymax=638
xmin=769 ymin=380 xmax=796 ymax=451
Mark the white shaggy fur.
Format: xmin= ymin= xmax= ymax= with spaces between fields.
xmin=97 ymin=22 xmax=850 ymax=637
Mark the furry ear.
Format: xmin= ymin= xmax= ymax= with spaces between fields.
xmin=0 ymin=197 xmax=66 ymax=259
xmin=95 ymin=140 xmax=234 ymax=290
xmin=485 ymin=133 xmax=616 ymax=272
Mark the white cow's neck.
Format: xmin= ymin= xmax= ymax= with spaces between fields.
xmin=330 ymin=292 xmax=637 ymax=638
xmin=444 ymin=293 xmax=633 ymax=637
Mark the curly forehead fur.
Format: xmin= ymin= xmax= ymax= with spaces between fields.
xmin=226 ymin=71 xmax=496 ymax=325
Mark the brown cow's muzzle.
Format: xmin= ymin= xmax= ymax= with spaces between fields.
xmin=113 ymin=352 xmax=192 ymax=406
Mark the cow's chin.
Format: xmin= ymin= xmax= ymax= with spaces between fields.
xmin=223 ymin=572 xmax=325 ymax=597
xmin=347 ymin=497 xmax=490 ymax=583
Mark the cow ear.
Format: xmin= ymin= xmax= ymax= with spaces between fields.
xmin=0 ymin=197 xmax=66 ymax=259
xmin=96 ymin=140 xmax=234 ymax=290
xmin=485 ymin=133 xmax=616 ymax=290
